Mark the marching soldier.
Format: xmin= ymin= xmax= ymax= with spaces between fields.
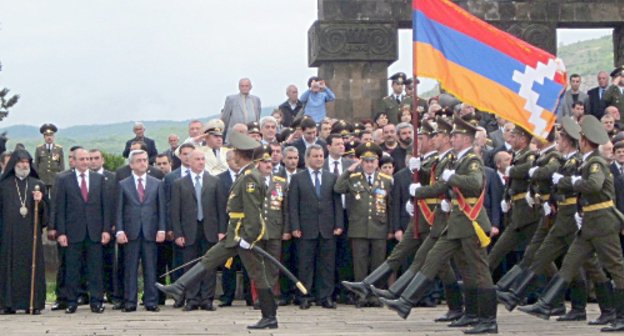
xmin=382 ymin=116 xmax=497 ymax=334
xmin=334 ymin=142 xmax=393 ymax=307
xmin=157 ymin=131 xmax=278 ymax=330
xmin=34 ymin=123 xmax=64 ymax=193
xmin=498 ymin=117 xmax=616 ymax=325
xmin=518 ymin=115 xmax=624 ymax=333
xmin=380 ymin=72 xmax=413 ymax=125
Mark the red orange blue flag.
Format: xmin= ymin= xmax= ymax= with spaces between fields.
xmin=413 ymin=0 xmax=567 ymax=139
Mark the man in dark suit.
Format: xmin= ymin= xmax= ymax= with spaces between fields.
xmin=611 ymin=141 xmax=624 ymax=178
xmin=171 ymin=149 xmax=226 ymax=311
xmin=55 ymin=148 xmax=110 ymax=314
xmin=292 ymin=118 xmax=327 ymax=168
xmin=587 ymin=71 xmax=610 ymax=120
xmin=487 ymin=116 xmax=507 ymax=149
xmin=289 ymin=144 xmax=343 ymax=309
xmin=278 ymin=85 xmax=303 ymax=127
xmin=484 ymin=122 xmax=514 ymax=169
xmin=122 ymin=122 xmax=158 ymax=165
xmin=115 ymin=150 xmax=166 ymax=312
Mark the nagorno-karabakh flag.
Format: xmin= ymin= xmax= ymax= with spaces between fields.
xmin=413 ymin=0 xmax=567 ymax=139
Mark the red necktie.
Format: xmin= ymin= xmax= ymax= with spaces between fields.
xmin=80 ymin=173 xmax=89 ymax=202
xmin=137 ymin=177 xmax=145 ymax=202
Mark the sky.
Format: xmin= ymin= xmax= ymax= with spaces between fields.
xmin=0 ymin=1 xmax=614 ymax=128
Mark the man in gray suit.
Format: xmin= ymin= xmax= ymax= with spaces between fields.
xmin=558 ymin=73 xmax=589 ymax=120
xmin=221 ymin=78 xmax=262 ymax=143
xmin=115 ymin=150 xmax=167 ymax=312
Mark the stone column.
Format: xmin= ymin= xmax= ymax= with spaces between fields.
xmin=308 ymin=21 xmax=398 ymax=121
xmin=613 ymin=25 xmax=624 ymax=67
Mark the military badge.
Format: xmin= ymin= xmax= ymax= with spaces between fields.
xmin=469 ymin=162 xmax=479 ymax=171
xmin=590 ymin=163 xmax=600 ymax=173
xmin=246 ymin=183 xmax=256 ymax=193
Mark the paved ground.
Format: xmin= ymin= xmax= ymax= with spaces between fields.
xmin=0 ymin=301 xmax=609 ymax=335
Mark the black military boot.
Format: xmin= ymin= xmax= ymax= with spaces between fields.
xmin=380 ymin=272 xmax=433 ymax=320
xmin=518 ymin=274 xmax=568 ymax=320
xmin=435 ymin=282 xmax=464 ymax=322
xmin=449 ymin=288 xmax=479 ymax=327
xmin=248 ymin=288 xmax=278 ymax=329
xmin=155 ymin=262 xmax=207 ymax=303
xmin=464 ymin=288 xmax=498 ymax=334
xmin=497 ymin=269 xmax=536 ymax=312
xmin=495 ymin=265 xmax=523 ymax=293
xmin=370 ymin=268 xmax=415 ymax=300
xmin=556 ymin=280 xmax=587 ymax=321
xmin=342 ymin=261 xmax=392 ymax=300
xmin=601 ymin=288 xmax=624 ymax=332
xmin=589 ymin=281 xmax=616 ymax=325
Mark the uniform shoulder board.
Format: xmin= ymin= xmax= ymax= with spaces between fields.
xmin=55 ymin=144 xmax=63 ymax=148
xmin=36 ymin=144 xmax=44 ymax=148
xmin=528 ymin=154 xmax=536 ymax=161
xmin=272 ymin=175 xmax=285 ymax=182
xmin=244 ymin=170 xmax=252 ymax=175
xmin=350 ymin=172 xmax=362 ymax=178
xmin=466 ymin=153 xmax=477 ymax=159
xmin=379 ymin=172 xmax=392 ymax=180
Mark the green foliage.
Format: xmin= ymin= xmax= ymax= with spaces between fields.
xmin=102 ymin=151 xmax=126 ymax=171
xmin=0 ymin=62 xmax=20 ymax=121
xmin=558 ymin=35 xmax=614 ymax=89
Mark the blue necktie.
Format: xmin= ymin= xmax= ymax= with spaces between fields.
xmin=195 ymin=175 xmax=203 ymax=221
xmin=314 ymin=170 xmax=321 ymax=197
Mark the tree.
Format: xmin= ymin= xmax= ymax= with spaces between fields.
xmin=0 ymin=62 xmax=19 ymax=121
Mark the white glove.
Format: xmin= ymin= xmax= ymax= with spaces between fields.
xmin=543 ymin=202 xmax=551 ymax=216
xmin=571 ymin=175 xmax=581 ymax=185
xmin=405 ymin=201 xmax=415 ymax=217
xmin=239 ymin=239 xmax=252 ymax=250
xmin=440 ymin=199 xmax=451 ymax=213
xmin=505 ymin=166 xmax=511 ymax=176
xmin=441 ymin=169 xmax=455 ymax=182
xmin=574 ymin=212 xmax=583 ymax=230
xmin=408 ymin=157 xmax=421 ymax=172
xmin=528 ymin=166 xmax=538 ymax=178
xmin=552 ymin=173 xmax=564 ymax=185
xmin=525 ymin=191 xmax=535 ymax=207
xmin=409 ymin=183 xmax=422 ymax=197
xmin=501 ymin=200 xmax=510 ymax=213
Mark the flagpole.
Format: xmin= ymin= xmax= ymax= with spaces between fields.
xmin=411 ymin=0 xmax=421 ymax=239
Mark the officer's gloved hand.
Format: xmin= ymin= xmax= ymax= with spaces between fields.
xmin=409 ymin=183 xmax=422 ymax=197
xmin=552 ymin=172 xmax=564 ymax=185
xmin=440 ymin=199 xmax=451 ymax=213
xmin=238 ymin=239 xmax=252 ymax=250
xmin=501 ymin=200 xmax=511 ymax=213
xmin=574 ymin=212 xmax=583 ymax=230
xmin=408 ymin=157 xmax=421 ymax=172
xmin=405 ymin=200 xmax=415 ymax=217
xmin=543 ymin=202 xmax=551 ymax=216
xmin=525 ymin=190 xmax=535 ymax=207
xmin=528 ymin=166 xmax=538 ymax=178
xmin=441 ymin=169 xmax=455 ymax=182
xmin=571 ymin=175 xmax=582 ymax=185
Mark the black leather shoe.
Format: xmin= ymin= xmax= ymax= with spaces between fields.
xmin=247 ymin=316 xmax=278 ymax=329
xmin=77 ymin=295 xmax=89 ymax=305
xmin=2 ymin=308 xmax=16 ymax=314
xmin=121 ymin=306 xmax=137 ymax=312
xmin=218 ymin=300 xmax=232 ymax=307
xmin=321 ymin=298 xmax=336 ymax=309
xmin=369 ymin=286 xmax=396 ymax=300
xmin=556 ymin=308 xmax=586 ymax=321
xmin=341 ymin=281 xmax=371 ymax=299
xmin=65 ymin=305 xmax=77 ymax=314
xmin=173 ymin=298 xmax=185 ymax=308
xmin=589 ymin=311 xmax=616 ymax=325
xmin=145 ymin=306 xmax=160 ymax=312
xmin=518 ymin=300 xmax=552 ymax=320
xmin=463 ymin=319 xmax=498 ymax=334
xmin=112 ymin=302 xmax=124 ymax=310
xmin=434 ymin=309 xmax=464 ymax=322
xmin=253 ymin=301 xmax=261 ymax=310
xmin=183 ymin=304 xmax=199 ymax=312
xmin=299 ymin=299 xmax=311 ymax=310
xmin=380 ymin=298 xmax=412 ymax=320
xmin=448 ymin=314 xmax=479 ymax=327
xmin=90 ymin=305 xmax=105 ymax=313
xmin=602 ymin=320 xmax=624 ymax=332
xmin=25 ymin=309 xmax=41 ymax=315
xmin=497 ymin=290 xmax=520 ymax=312
xmin=200 ymin=303 xmax=216 ymax=311
xmin=51 ymin=301 xmax=67 ymax=311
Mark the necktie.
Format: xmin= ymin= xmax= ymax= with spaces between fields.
xmin=242 ymin=95 xmax=249 ymax=122
xmin=333 ymin=161 xmax=340 ymax=176
xmin=314 ymin=170 xmax=321 ymax=197
xmin=80 ymin=173 xmax=88 ymax=202
xmin=368 ymin=175 xmax=373 ymax=186
xmin=600 ymin=88 xmax=605 ymax=100
xmin=137 ymin=177 xmax=145 ymax=202
xmin=620 ymin=166 xmax=623 ymax=176
xmin=395 ymin=96 xmax=401 ymax=104
xmin=213 ymin=148 xmax=219 ymax=160
xmin=195 ymin=175 xmax=203 ymax=221
xmin=185 ymin=169 xmax=190 ymax=176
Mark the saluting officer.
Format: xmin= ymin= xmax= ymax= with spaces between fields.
xmin=518 ymin=115 xmax=624 ymax=333
xmin=335 ymin=142 xmax=393 ymax=308
xmin=35 ymin=123 xmax=65 ymax=193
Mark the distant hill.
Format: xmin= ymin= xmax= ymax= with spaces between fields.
xmin=558 ymin=35 xmax=613 ymax=90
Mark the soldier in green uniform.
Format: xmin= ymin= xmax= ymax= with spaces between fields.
xmin=490 ymin=127 xmax=540 ymax=272
xmin=157 ymin=131 xmax=278 ymax=330
xmin=380 ymin=72 xmax=413 ymax=125
xmin=498 ymin=117 xmax=616 ymax=325
xmin=341 ymin=120 xmax=438 ymax=302
xmin=334 ymin=141 xmax=393 ymax=307
xmin=518 ymin=115 xmax=624 ymax=333
xmin=603 ymin=66 xmax=624 ymax=115
xmin=34 ymin=123 xmax=65 ymax=193
xmin=254 ymin=144 xmax=289 ymax=296
xmin=382 ymin=116 xmax=497 ymax=335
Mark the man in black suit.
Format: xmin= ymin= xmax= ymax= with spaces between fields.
xmin=587 ymin=71 xmax=610 ymax=120
xmin=611 ymin=141 xmax=624 ymax=178
xmin=171 ymin=149 xmax=226 ymax=311
xmin=323 ymin=134 xmax=355 ymax=303
xmin=484 ymin=122 xmax=514 ymax=169
xmin=115 ymin=150 xmax=166 ymax=312
xmin=122 ymin=122 xmax=158 ymax=164
xmin=288 ymin=144 xmax=344 ymax=309
xmin=292 ymin=118 xmax=327 ymax=168
xmin=55 ymin=148 xmax=110 ymax=314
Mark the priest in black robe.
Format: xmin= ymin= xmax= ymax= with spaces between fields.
xmin=0 ymin=149 xmax=49 ymax=314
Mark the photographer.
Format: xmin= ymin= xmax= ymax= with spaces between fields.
xmin=300 ymin=76 xmax=335 ymax=123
